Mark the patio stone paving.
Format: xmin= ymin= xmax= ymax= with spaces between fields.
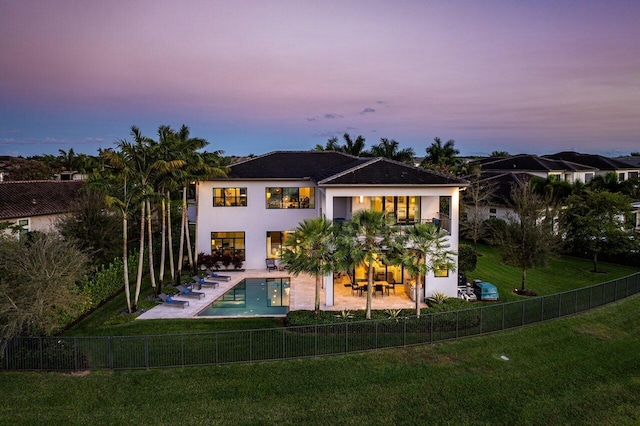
xmin=137 ymin=269 xmax=426 ymax=320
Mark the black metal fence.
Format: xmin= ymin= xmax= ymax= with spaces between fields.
xmin=3 ymin=272 xmax=639 ymax=371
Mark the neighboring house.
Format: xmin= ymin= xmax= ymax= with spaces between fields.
xmin=543 ymin=151 xmax=640 ymax=181
xmin=617 ymin=156 xmax=640 ymax=169
xmin=0 ymin=180 xmax=84 ymax=235
xmin=475 ymin=154 xmax=597 ymax=183
xmin=195 ymin=151 xmax=468 ymax=305
xmin=633 ymin=201 xmax=640 ymax=234
xmin=464 ymin=171 xmax=533 ymax=222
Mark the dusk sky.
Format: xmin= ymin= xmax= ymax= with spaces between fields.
xmin=1 ymin=1 xmax=639 ymax=158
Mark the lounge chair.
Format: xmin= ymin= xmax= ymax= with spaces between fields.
xmin=192 ymin=275 xmax=220 ymax=289
xmin=205 ymin=268 xmax=231 ymax=281
xmin=159 ymin=293 xmax=189 ymax=308
xmin=176 ymin=285 xmax=205 ymax=299
xmin=266 ymin=258 xmax=277 ymax=272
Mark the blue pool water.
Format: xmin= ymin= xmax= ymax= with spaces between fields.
xmin=197 ymin=278 xmax=290 ymax=317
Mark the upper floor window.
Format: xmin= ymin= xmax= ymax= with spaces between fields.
xmin=585 ymin=173 xmax=594 ymax=182
xmin=213 ymin=187 xmax=247 ymax=207
xmin=629 ymin=172 xmax=639 ymax=180
xmin=619 ymin=173 xmax=626 ymax=182
xmin=266 ymin=187 xmax=315 ymax=209
xmin=370 ymin=196 xmax=420 ymax=224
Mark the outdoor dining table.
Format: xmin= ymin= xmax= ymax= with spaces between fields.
xmin=355 ymin=281 xmax=389 ymax=297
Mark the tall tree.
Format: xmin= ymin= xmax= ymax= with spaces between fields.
xmin=281 ymin=217 xmax=336 ymax=318
xmin=394 ymin=222 xmax=456 ymax=316
xmin=421 ymin=137 xmax=461 ymax=174
xmin=495 ymin=182 xmax=555 ymax=292
xmin=461 ymin=174 xmax=497 ymax=247
xmin=337 ymin=210 xmax=392 ymax=319
xmin=559 ymin=190 xmax=633 ymax=273
xmin=341 ymin=133 xmax=368 ymax=156
xmin=369 ymin=138 xmax=415 ymax=163
xmin=0 ymin=231 xmax=89 ymax=348
xmin=171 ymin=125 xmax=227 ymax=283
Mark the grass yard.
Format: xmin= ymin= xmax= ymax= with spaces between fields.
xmin=2 ymin=294 xmax=640 ymax=425
xmin=466 ymin=244 xmax=640 ymax=302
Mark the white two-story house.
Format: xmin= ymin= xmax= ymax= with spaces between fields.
xmin=195 ymin=151 xmax=468 ymax=307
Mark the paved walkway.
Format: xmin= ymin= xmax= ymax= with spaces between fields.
xmin=137 ymin=269 xmax=426 ymax=320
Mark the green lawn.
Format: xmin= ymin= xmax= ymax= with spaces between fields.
xmin=467 ymin=244 xmax=640 ymax=302
xmin=3 ymin=294 xmax=640 ymax=425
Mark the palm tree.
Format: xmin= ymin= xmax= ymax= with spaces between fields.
xmin=92 ymin=150 xmax=136 ymax=312
xmin=341 ymin=133 xmax=368 ymax=156
xmin=369 ymin=138 xmax=415 ymax=163
xmin=338 ymin=210 xmax=392 ymax=319
xmin=281 ymin=217 xmax=336 ymax=318
xmin=394 ymin=223 xmax=456 ymax=317
xmin=314 ymin=137 xmax=342 ymax=151
xmin=421 ymin=137 xmax=461 ymax=173
xmin=171 ymin=125 xmax=227 ymax=283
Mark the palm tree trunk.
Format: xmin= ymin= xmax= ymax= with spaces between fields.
xmin=134 ymin=201 xmax=145 ymax=310
xmin=521 ymin=268 xmax=527 ymax=292
xmin=167 ymin=190 xmax=175 ymax=281
xmin=315 ymin=273 xmax=321 ymax=318
xmin=146 ymin=199 xmax=157 ymax=295
xmin=176 ymin=186 xmax=187 ymax=285
xmin=122 ymin=214 xmax=132 ymax=314
xmin=593 ymin=253 xmax=598 ymax=273
xmin=366 ymin=263 xmax=373 ymax=319
xmin=159 ymin=197 xmax=166 ymax=286
xmin=185 ymin=207 xmax=195 ymax=274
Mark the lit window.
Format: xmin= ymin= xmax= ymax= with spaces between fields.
xmin=266 ymin=187 xmax=315 ymax=209
xmin=213 ymin=187 xmax=247 ymax=207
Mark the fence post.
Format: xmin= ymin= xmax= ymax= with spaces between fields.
xmin=315 ymin=325 xmax=318 ymax=357
xmin=615 ymin=280 xmax=618 ymax=301
xmin=145 ymin=336 xmax=149 ymax=369
xmin=501 ymin=304 xmax=505 ymax=330
xmin=282 ymin=328 xmax=286 ymax=359
xmin=181 ymin=334 xmax=184 ymax=367
xmin=39 ymin=337 xmax=43 ymax=371
xmin=345 ymin=323 xmax=348 ymax=353
xmin=558 ymin=294 xmax=562 ymax=318
xmin=455 ymin=311 xmax=459 ymax=339
xmin=429 ymin=314 xmax=434 ymax=343
xmin=375 ymin=321 xmax=378 ymax=349
xmin=215 ymin=333 xmax=219 ymax=364
xmin=589 ymin=286 xmax=592 ymax=310
xmin=479 ymin=307 xmax=483 ymax=334
xmin=74 ymin=337 xmax=78 ymax=371
xmin=108 ymin=336 xmax=113 ymax=369
xmin=403 ymin=317 xmax=407 ymax=346
xmin=522 ymin=300 xmax=525 ymax=326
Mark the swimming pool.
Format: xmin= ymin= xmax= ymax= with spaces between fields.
xmin=197 ymin=277 xmax=290 ymax=317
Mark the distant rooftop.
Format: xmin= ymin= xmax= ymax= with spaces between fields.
xmin=0 ymin=180 xmax=84 ymax=220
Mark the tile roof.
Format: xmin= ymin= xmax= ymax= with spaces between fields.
xmin=224 ymin=151 xmax=367 ymax=182
xmin=218 ymin=151 xmax=466 ymax=186
xmin=544 ymin=151 xmax=639 ymax=170
xmin=478 ymin=154 xmax=596 ymax=172
xmin=319 ymin=157 xmax=466 ymax=186
xmin=0 ymin=180 xmax=84 ymax=220
xmin=472 ymin=171 xmax=534 ymax=205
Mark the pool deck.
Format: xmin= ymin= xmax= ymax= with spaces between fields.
xmin=137 ymin=269 xmax=426 ymax=320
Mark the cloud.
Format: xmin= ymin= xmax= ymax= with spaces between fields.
xmin=324 ymin=113 xmax=344 ymax=119
xmin=306 ymin=116 xmax=319 ymax=122
xmin=359 ymin=107 xmax=375 ymax=115
xmin=82 ymin=137 xmax=105 ymax=143
xmin=375 ymin=100 xmax=387 ymax=105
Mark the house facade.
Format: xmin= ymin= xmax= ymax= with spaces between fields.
xmin=195 ymin=151 xmax=468 ymax=306
xmin=0 ymin=180 xmax=84 ymax=235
